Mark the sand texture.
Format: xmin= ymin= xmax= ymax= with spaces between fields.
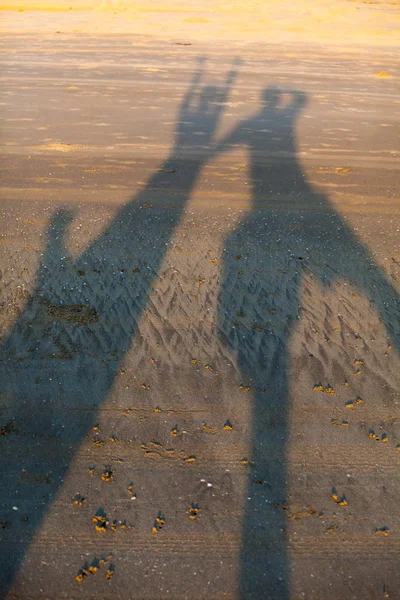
xmin=0 ymin=6 xmax=399 ymax=600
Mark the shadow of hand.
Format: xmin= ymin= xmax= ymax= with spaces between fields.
xmin=170 ymin=58 xmax=239 ymax=160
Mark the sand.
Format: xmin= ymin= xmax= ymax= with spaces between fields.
xmin=0 ymin=2 xmax=399 ymax=599
xmin=1 ymin=0 xmax=400 ymax=46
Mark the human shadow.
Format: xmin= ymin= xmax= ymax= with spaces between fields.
xmin=1 ymin=72 xmax=399 ymax=600
xmin=0 ymin=59 xmax=238 ymax=596
xmin=215 ymin=87 xmax=399 ymax=598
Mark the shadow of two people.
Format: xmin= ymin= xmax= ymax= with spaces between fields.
xmin=0 ymin=57 xmax=398 ymax=598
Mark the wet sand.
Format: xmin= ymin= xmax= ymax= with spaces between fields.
xmin=0 ymin=5 xmax=399 ymax=600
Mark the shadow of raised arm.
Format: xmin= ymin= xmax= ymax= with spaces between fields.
xmin=170 ymin=57 xmax=240 ymax=160
xmin=0 ymin=58 xmax=238 ymax=598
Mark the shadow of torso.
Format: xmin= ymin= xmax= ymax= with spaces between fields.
xmin=217 ymin=89 xmax=399 ymax=598
xmin=0 ymin=60 xmax=239 ymax=594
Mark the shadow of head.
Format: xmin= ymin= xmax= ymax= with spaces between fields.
xmin=45 ymin=207 xmax=75 ymax=243
xmin=198 ymin=85 xmax=220 ymax=112
xmin=261 ymin=86 xmax=307 ymax=113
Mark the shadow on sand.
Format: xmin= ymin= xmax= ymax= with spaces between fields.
xmin=215 ymin=87 xmax=399 ymax=597
xmin=0 ymin=60 xmax=398 ymax=598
